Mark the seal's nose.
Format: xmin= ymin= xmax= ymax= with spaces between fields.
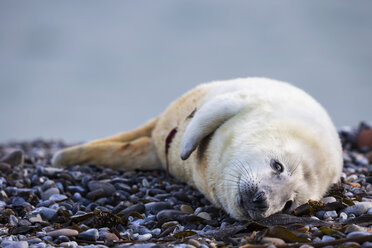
xmin=252 ymin=191 xmax=268 ymax=210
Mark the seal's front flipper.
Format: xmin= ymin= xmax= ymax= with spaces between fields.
xmin=180 ymin=93 xmax=246 ymax=160
xmin=52 ymin=136 xmax=162 ymax=170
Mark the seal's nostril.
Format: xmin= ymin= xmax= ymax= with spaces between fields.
xmin=282 ymin=200 xmax=293 ymax=212
xmin=252 ymin=191 xmax=266 ymax=203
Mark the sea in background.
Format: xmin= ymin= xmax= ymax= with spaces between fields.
xmin=1 ymin=1 xmax=371 ymax=143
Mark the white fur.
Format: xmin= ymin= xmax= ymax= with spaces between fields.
xmin=171 ymin=78 xmax=343 ymax=220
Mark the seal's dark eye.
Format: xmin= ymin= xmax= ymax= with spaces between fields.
xmin=270 ymin=159 xmax=284 ymax=173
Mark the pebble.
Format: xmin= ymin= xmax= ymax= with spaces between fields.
xmin=119 ymin=203 xmax=145 ymax=216
xmin=137 ymin=233 xmax=152 ymax=241
xmin=344 ymin=202 xmax=372 ymax=216
xmin=321 ymin=196 xmax=336 ymax=204
xmin=49 ymin=194 xmax=68 ymax=202
xmin=345 ymin=224 xmax=365 ymax=233
xmin=59 ymin=241 xmax=78 ymax=248
xmin=1 ymin=240 xmax=29 ymax=248
xmin=339 ymin=212 xmax=348 ymax=222
xmin=180 ymin=204 xmax=194 ymax=214
xmin=77 ymin=228 xmax=99 ymax=241
xmin=36 ymin=207 xmax=57 ymax=220
xmin=41 ymin=188 xmax=60 ymax=201
xmin=188 ymin=239 xmax=201 ymax=247
xmin=0 ymin=150 xmax=24 ymax=167
xmin=145 ymin=202 xmax=172 ymax=214
xmin=47 ymin=228 xmax=79 ymax=237
xmin=346 ymin=231 xmax=372 ymax=239
xmin=88 ymin=180 xmax=115 ymax=197
xmin=156 ymin=210 xmax=188 ymax=222
xmin=261 ymin=237 xmax=285 ymax=245
xmin=367 ymin=208 xmax=372 ymax=215
xmin=323 ymin=210 xmax=338 ymax=219
xmin=103 ymin=232 xmax=119 ymax=242
xmin=197 ymin=212 xmax=211 ymax=220
xmin=26 ymin=238 xmax=42 ymax=245
xmin=162 ymin=221 xmax=179 ymax=229
xmin=9 ymin=214 xmax=18 ymax=227
xmin=321 ymin=235 xmax=335 ymax=242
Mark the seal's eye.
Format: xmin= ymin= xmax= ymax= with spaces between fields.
xmin=270 ymin=159 xmax=284 ymax=173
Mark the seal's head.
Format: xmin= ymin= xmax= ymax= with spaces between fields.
xmin=217 ymin=119 xmax=342 ymax=221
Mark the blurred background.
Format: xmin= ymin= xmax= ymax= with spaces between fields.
xmin=1 ymin=1 xmax=371 ymax=143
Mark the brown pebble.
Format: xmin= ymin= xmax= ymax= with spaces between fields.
xmin=357 ymin=129 xmax=372 ymax=147
xmin=161 ymin=221 xmax=179 ymax=229
xmin=347 ymin=182 xmax=361 ymax=188
xmin=0 ymin=162 xmax=11 ymax=173
xmin=180 ymin=204 xmax=194 ymax=214
xmin=0 ymin=150 xmax=24 ymax=167
xmin=345 ymin=224 xmax=365 ymax=234
xmin=261 ymin=237 xmax=286 ymax=245
xmin=103 ymin=232 xmax=119 ymax=241
xmin=188 ymin=238 xmax=201 ymax=247
xmin=47 ymin=228 xmax=79 ymax=237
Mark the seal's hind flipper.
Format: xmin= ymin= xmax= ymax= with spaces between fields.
xmin=52 ymin=117 xmax=162 ymax=170
xmin=52 ymin=137 xmax=162 ymax=170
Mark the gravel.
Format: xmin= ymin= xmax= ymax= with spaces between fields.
xmin=0 ymin=122 xmax=371 ymax=247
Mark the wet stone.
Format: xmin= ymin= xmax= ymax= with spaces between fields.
xmin=77 ymin=228 xmax=99 ymax=241
xmin=41 ymin=188 xmax=59 ymax=201
xmin=345 ymin=224 xmax=365 ymax=233
xmin=47 ymin=228 xmax=79 ymax=237
xmin=119 ymin=203 xmax=145 ymax=216
xmin=180 ymin=204 xmax=194 ymax=214
xmin=346 ymin=231 xmax=372 ymax=238
xmin=49 ymin=194 xmax=68 ymax=202
xmin=54 ymin=235 xmax=70 ymax=244
xmin=9 ymin=214 xmax=18 ymax=227
xmin=86 ymin=189 xmax=105 ymax=201
xmin=323 ymin=210 xmax=338 ymax=219
xmin=0 ymin=162 xmax=11 ymax=173
xmin=1 ymin=240 xmax=29 ymax=248
xmin=145 ymin=202 xmax=172 ymax=214
xmin=137 ymin=233 xmax=152 ymax=241
xmin=26 ymin=238 xmax=42 ymax=245
xmin=37 ymin=207 xmax=58 ymax=220
xmin=344 ymin=202 xmax=372 ymax=216
xmin=88 ymin=180 xmax=115 ymax=197
xmin=156 ymin=210 xmax=188 ymax=223
xmin=59 ymin=241 xmax=78 ymax=248
xmin=197 ymin=212 xmax=211 ymax=220
xmin=0 ymin=150 xmax=24 ymax=167
xmin=103 ymin=232 xmax=119 ymax=242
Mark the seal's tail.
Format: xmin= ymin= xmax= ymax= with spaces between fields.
xmin=51 ymin=117 xmax=162 ymax=170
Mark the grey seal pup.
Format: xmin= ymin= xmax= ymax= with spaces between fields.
xmin=52 ymin=77 xmax=343 ymax=220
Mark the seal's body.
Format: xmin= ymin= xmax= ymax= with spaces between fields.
xmin=53 ymin=78 xmax=343 ymax=220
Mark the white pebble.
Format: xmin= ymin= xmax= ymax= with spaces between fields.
xmin=321 ymin=197 xmax=336 ymax=204
xmin=339 ymin=212 xmax=348 ymax=222
xmin=137 ymin=233 xmax=152 ymax=241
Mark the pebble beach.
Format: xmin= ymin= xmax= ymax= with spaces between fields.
xmin=0 ymin=122 xmax=371 ymax=248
